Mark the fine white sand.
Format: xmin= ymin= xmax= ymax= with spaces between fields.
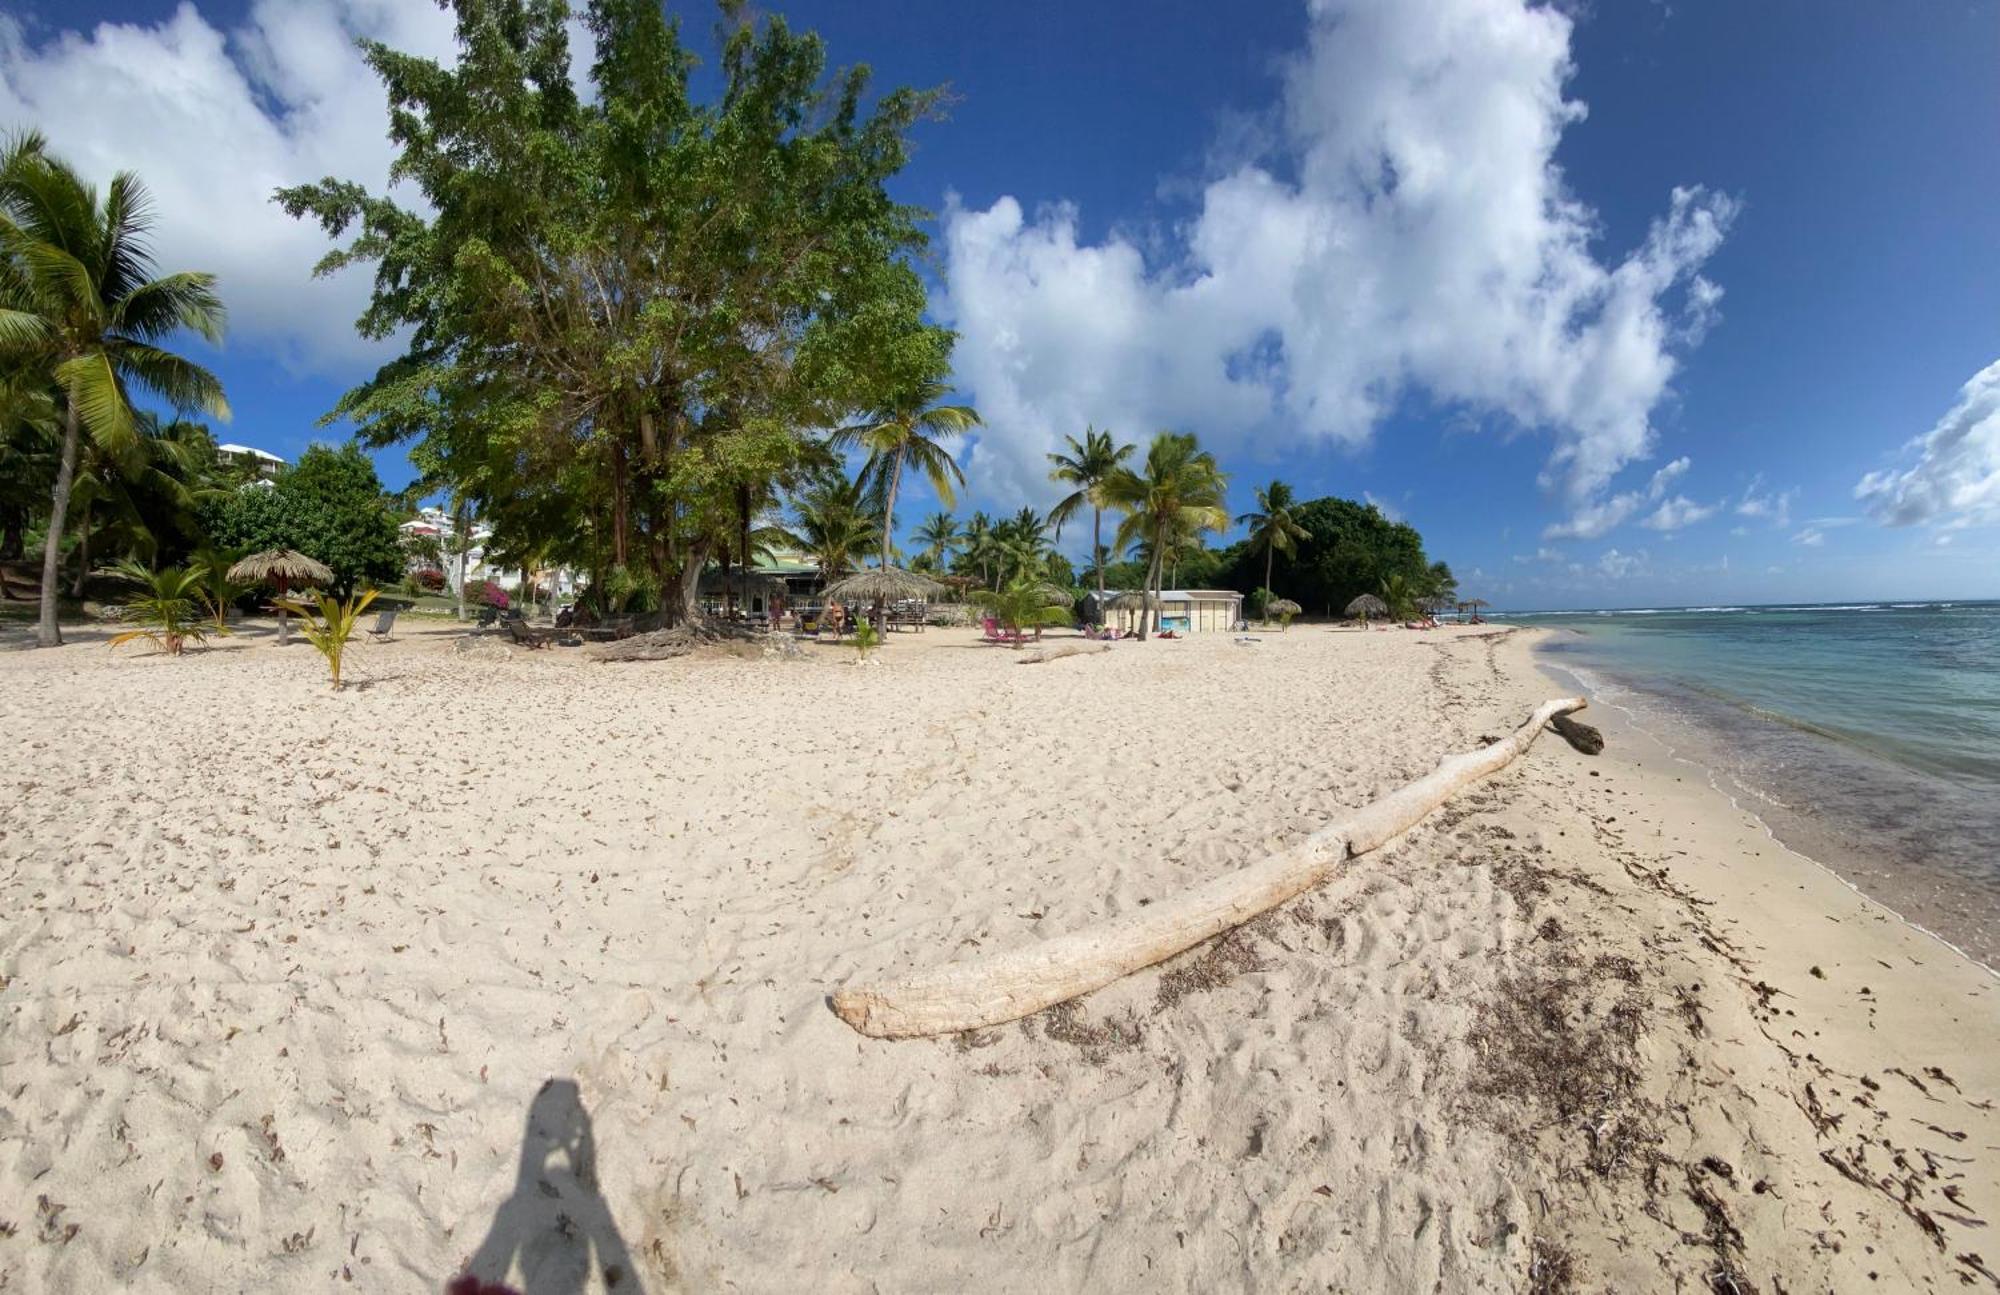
xmin=1 ymin=618 xmax=1994 ymax=1291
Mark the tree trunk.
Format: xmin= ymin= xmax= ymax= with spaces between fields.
xmin=36 ymin=404 xmax=81 ymax=648
xmin=69 ymin=500 xmax=91 ymax=598
xmin=610 ymin=441 xmax=630 ymax=569
xmin=880 ymin=448 xmax=903 ymax=568
xmin=454 ymin=496 xmax=470 ymax=622
xmin=1263 ymin=545 xmax=1274 ymax=623
xmin=720 ymin=542 xmax=733 ymax=615
xmin=828 ymin=697 xmax=1588 ymax=1038
xmin=670 ymin=537 xmax=711 ymax=626
xmin=1135 ymin=535 xmax=1158 ymax=642
xmin=736 ymin=483 xmax=752 ymax=614
xmin=2 ymin=504 xmax=24 ymax=562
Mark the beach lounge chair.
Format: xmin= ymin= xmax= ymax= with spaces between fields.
xmin=502 ymin=618 xmax=555 ymax=650
xmin=366 ymin=606 xmax=400 ymax=641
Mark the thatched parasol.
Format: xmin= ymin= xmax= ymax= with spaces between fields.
xmin=1028 ymin=581 xmax=1076 ymax=608
xmin=1266 ymin=597 xmax=1302 ymax=628
xmin=1104 ymin=590 xmax=1157 ymax=611
xmin=1345 ymin=593 xmax=1387 ymax=623
xmin=229 ymin=549 xmax=332 ymax=644
xmin=821 ymin=565 xmax=946 ymax=604
xmin=1456 ymin=597 xmax=1490 ymax=623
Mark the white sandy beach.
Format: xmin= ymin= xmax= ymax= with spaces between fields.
xmin=2 ymin=620 xmax=1994 ymax=1291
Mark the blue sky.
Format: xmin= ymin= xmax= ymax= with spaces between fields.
xmin=4 ymin=0 xmax=1997 ymax=607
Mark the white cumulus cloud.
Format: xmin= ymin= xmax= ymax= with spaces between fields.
xmin=0 ymin=2 xmax=596 ymax=374
xmin=1854 ymin=359 xmax=2000 ymax=530
xmin=941 ymin=0 xmax=1735 ymax=515
xmin=1734 ymin=474 xmax=1795 ymax=528
xmin=1641 ymin=495 xmax=1717 ymax=532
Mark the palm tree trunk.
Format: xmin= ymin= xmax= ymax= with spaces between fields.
xmin=880 ymin=449 xmax=903 ymax=568
xmin=1093 ymin=505 xmax=1105 ymax=601
xmin=68 ymin=500 xmax=91 ymax=598
xmin=36 ymin=404 xmax=80 ymax=648
xmin=1263 ymin=544 xmax=1274 ymax=624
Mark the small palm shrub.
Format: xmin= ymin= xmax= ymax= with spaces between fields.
xmin=276 ymin=588 xmax=379 ymax=689
xmin=106 ymin=561 xmax=210 ymax=656
xmin=852 ymin=620 xmax=881 ymax=660
xmin=190 ymin=547 xmax=250 ymax=631
xmin=973 ymin=579 xmax=1073 ymax=647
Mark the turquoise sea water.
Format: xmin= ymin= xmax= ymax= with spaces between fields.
xmin=1509 ymin=601 xmax=2000 ymax=969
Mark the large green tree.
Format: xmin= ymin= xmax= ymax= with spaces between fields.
xmin=1100 ymin=432 xmax=1229 ymax=641
xmin=1046 ymin=425 xmax=1132 ymax=599
xmin=280 ymin=0 xmax=949 ymax=625
xmin=1222 ymin=495 xmax=1439 ymax=617
xmin=205 ymin=444 xmax=404 ymax=597
xmin=0 ymin=132 xmax=228 ymax=646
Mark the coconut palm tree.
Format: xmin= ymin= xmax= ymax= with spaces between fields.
xmin=1046 ymin=425 xmax=1133 ymax=600
xmin=831 ymin=378 xmax=980 ymax=569
xmin=994 ymin=506 xmax=1051 ymax=589
xmin=0 ymin=133 xmax=228 ymax=647
xmin=959 ymin=510 xmax=999 ymax=588
xmin=786 ymin=471 xmax=880 ymax=581
xmin=1236 ymin=480 xmax=1312 ymax=624
xmin=1100 ymin=432 xmax=1228 ymax=641
xmin=911 ymin=511 xmax=960 ymax=572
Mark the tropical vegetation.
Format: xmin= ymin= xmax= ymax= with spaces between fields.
xmin=1047 ymin=425 xmax=1133 ymax=599
xmin=104 ymin=559 xmax=210 ymax=656
xmin=1100 ymin=433 xmax=1230 ymax=641
xmin=277 ymin=587 xmax=380 ymax=689
xmin=0 ymin=131 xmax=229 ymax=646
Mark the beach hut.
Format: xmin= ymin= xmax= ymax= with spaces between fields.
xmin=228 ymin=549 xmax=332 ymax=645
xmin=1090 ymin=588 xmax=1243 ymax=635
xmin=1345 ymin=593 xmax=1388 ymax=626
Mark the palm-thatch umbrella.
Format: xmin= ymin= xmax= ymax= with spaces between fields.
xmin=822 ymin=565 xmax=946 ymax=634
xmin=1345 ymin=593 xmax=1388 ymax=626
xmin=1027 ymin=581 xmax=1076 ymax=608
xmin=1455 ymin=597 xmax=1490 ymax=623
xmin=1266 ymin=597 xmax=1302 ymax=629
xmin=228 ymin=549 xmax=332 ymax=644
xmin=1102 ymin=589 xmax=1156 ymax=633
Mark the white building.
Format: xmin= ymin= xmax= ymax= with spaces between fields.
xmin=400 ymin=506 xmax=581 ymax=601
xmin=215 ymin=443 xmax=285 ymax=479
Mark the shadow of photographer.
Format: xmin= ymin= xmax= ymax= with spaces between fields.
xmin=448 ymin=1078 xmax=641 ymax=1295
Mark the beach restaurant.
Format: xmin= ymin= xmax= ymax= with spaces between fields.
xmin=1085 ymin=588 xmax=1245 ymax=634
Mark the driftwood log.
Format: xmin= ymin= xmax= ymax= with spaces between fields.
xmin=1018 ymin=643 xmax=1112 ymax=665
xmin=1550 ymin=713 xmax=1604 ymax=755
xmin=829 ymin=696 xmax=1588 ymax=1038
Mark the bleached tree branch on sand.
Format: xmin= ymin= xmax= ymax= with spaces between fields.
xmin=829 ymin=696 xmax=1588 ymax=1039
